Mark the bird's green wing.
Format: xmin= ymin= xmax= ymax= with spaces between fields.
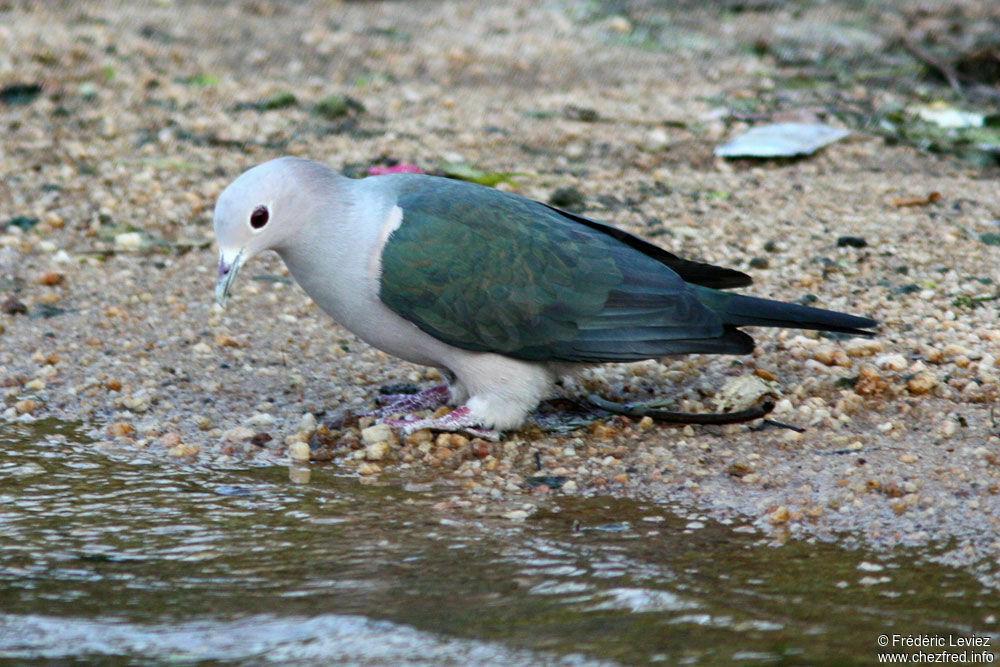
xmin=378 ymin=176 xmax=751 ymax=362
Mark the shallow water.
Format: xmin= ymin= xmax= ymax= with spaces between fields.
xmin=1 ymin=420 xmax=997 ymax=664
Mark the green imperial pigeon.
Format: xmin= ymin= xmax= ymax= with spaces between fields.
xmin=214 ymin=157 xmax=876 ymax=438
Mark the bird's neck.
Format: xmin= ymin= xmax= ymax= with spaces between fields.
xmin=275 ymin=177 xmax=387 ymax=327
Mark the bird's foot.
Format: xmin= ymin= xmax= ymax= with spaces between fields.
xmin=373 ymin=384 xmax=450 ymax=418
xmin=382 ymin=406 xmax=503 ymax=442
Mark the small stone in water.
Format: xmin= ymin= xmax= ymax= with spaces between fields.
xmin=288 ymin=441 xmax=311 ymax=461
xmin=357 ymin=461 xmax=381 ymax=475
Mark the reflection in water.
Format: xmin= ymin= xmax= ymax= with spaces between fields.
xmin=0 ymin=419 xmax=996 ymax=663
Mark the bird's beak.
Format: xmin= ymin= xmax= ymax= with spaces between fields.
xmin=215 ymin=248 xmax=244 ymax=308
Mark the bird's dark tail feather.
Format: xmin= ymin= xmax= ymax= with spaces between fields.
xmin=695 ymin=287 xmax=877 ymax=337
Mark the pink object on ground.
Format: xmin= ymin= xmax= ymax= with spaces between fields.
xmin=368 ymin=163 xmax=425 ymax=175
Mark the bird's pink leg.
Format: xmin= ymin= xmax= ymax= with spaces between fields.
xmin=382 ymin=406 xmax=502 ymax=441
xmin=372 ymin=384 xmax=451 ymax=418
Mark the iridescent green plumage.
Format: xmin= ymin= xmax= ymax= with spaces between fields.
xmin=378 ymin=176 xmax=875 ymax=363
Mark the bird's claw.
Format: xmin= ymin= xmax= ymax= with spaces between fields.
xmin=372 ymin=384 xmax=450 ymax=418
xmin=383 ymin=406 xmax=503 ymax=441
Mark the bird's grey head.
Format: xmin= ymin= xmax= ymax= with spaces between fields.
xmin=213 ymin=156 xmax=338 ymax=307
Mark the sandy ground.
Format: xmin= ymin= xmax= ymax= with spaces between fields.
xmin=2 ymin=1 xmax=1000 ymax=585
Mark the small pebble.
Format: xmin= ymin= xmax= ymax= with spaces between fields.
xmin=168 ymin=443 xmax=199 ymax=458
xmin=297 ymin=412 xmax=317 ymax=432
xmin=767 ymin=506 xmax=790 ymax=524
xmin=404 ymin=429 xmax=434 ymax=446
xmin=435 ymin=432 xmax=469 ymax=449
xmin=365 ymin=440 xmax=390 ymax=461
xmin=906 ymin=371 xmax=937 ymax=395
xmin=37 ymin=271 xmax=64 ymax=286
xmin=2 ymin=297 xmax=27 ymax=315
xmin=470 ymin=439 xmax=491 ymax=458
xmin=361 ymin=423 xmax=396 ymax=446
xmin=107 ymin=422 xmax=134 ymax=437
xmin=288 ymin=441 xmax=311 ymax=461
xmin=845 ymin=339 xmax=883 ymax=358
xmin=114 ymin=232 xmax=143 ymax=250
xmin=213 ymin=334 xmax=243 ymax=348
xmin=191 ymin=415 xmax=212 ymax=430
xmin=607 ymin=15 xmax=632 ymax=33
xmin=590 ymin=422 xmax=616 ymax=438
xmin=220 ymin=426 xmax=254 ymax=444
xmin=875 ymin=353 xmax=907 ymax=371
xmin=122 ymin=392 xmax=151 ymax=412
xmin=854 ymin=365 xmax=885 ymax=395
xmin=246 ymin=412 xmax=276 ymax=427
xmin=157 ymin=432 xmax=182 ymax=447
xmin=714 ymin=374 xmax=779 ymax=412
xmin=836 ymin=236 xmax=868 ymax=248
xmin=358 ymin=462 xmax=382 ymax=475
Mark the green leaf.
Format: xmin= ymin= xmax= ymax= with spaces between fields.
xmin=184 ymin=73 xmax=219 ymax=87
xmin=440 ymin=163 xmax=518 ymax=187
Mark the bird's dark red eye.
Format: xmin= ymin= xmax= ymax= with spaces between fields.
xmin=250 ymin=205 xmax=269 ymax=229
